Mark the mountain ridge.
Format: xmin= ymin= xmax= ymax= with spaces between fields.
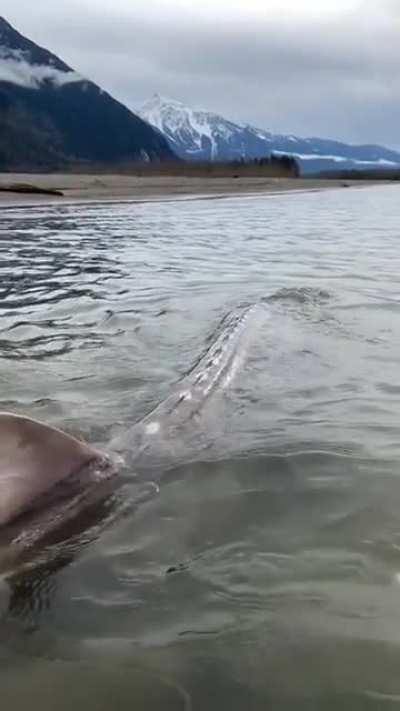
xmin=0 ymin=18 xmax=175 ymax=169
xmin=140 ymin=94 xmax=400 ymax=175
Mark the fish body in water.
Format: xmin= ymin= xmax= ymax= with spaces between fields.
xmin=0 ymin=305 xmax=258 ymax=575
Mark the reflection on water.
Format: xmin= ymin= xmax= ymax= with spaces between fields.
xmin=2 ymin=186 xmax=400 ymax=708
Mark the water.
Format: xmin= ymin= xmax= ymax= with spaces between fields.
xmin=1 ymin=185 xmax=400 ymax=708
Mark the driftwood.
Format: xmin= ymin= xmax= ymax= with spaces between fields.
xmin=0 ymin=183 xmax=63 ymax=196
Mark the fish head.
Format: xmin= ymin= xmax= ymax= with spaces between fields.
xmin=0 ymin=412 xmax=103 ymax=528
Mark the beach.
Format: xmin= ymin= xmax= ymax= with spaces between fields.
xmin=0 ymin=172 xmax=376 ymax=206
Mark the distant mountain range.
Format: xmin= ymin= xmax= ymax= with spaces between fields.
xmin=0 ymin=17 xmax=175 ymax=170
xmin=140 ymin=94 xmax=400 ymax=175
xmin=1 ymin=15 xmax=399 ymax=175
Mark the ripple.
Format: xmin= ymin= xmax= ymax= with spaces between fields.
xmin=266 ymin=286 xmax=332 ymax=304
xmin=2 ymin=187 xmax=400 ymax=709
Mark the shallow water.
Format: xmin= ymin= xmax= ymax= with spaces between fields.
xmin=2 ymin=185 xmax=400 ymax=708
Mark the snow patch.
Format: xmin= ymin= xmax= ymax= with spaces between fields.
xmin=253 ymin=130 xmax=272 ymax=141
xmin=274 ymin=150 xmax=399 ymax=166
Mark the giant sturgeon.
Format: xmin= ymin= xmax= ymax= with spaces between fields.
xmin=0 ymin=305 xmax=258 ymax=575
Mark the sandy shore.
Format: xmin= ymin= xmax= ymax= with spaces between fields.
xmin=0 ymin=172 xmax=383 ymax=206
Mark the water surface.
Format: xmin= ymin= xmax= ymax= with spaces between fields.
xmin=2 ymin=185 xmax=400 ymax=709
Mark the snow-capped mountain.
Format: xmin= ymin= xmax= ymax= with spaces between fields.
xmin=140 ymin=94 xmax=400 ymax=175
xmin=140 ymin=94 xmax=245 ymax=161
xmin=0 ymin=17 xmax=175 ymax=169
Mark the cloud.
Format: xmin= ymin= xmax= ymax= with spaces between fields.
xmin=0 ymin=47 xmax=84 ymax=88
xmin=0 ymin=58 xmax=84 ymax=89
xmin=0 ymin=0 xmax=399 ymax=147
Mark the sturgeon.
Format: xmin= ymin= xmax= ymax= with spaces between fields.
xmin=0 ymin=305 xmax=258 ymax=574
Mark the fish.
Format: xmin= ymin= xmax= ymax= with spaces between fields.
xmin=0 ymin=304 xmax=258 ymax=577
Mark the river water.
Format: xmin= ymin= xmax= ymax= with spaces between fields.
xmin=1 ymin=185 xmax=400 ymax=708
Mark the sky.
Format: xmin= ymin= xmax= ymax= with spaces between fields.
xmin=1 ymin=0 xmax=399 ymax=148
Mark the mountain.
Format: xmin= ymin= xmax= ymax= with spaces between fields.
xmin=0 ymin=17 xmax=175 ymax=170
xmin=140 ymin=95 xmax=400 ymax=175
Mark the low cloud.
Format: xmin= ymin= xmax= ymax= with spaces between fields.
xmin=0 ymin=48 xmax=84 ymax=89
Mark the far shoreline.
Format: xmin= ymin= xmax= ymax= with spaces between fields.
xmin=0 ymin=173 xmax=394 ymax=207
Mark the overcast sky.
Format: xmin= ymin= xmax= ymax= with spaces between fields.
xmin=1 ymin=0 xmax=399 ymax=148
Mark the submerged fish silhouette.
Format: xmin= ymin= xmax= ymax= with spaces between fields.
xmin=0 ymin=305 xmax=258 ymax=576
